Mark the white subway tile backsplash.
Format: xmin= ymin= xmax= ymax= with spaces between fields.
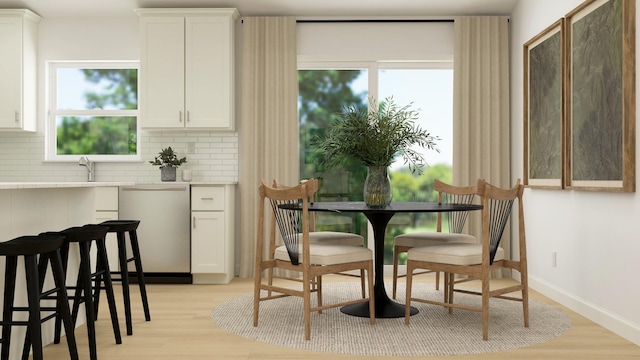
xmin=0 ymin=130 xmax=239 ymax=183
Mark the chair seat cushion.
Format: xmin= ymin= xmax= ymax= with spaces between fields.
xmin=394 ymin=232 xmax=476 ymax=247
xmin=309 ymin=231 xmax=364 ymax=246
xmin=275 ymin=244 xmax=372 ymax=266
xmin=407 ymin=243 xmax=504 ymax=266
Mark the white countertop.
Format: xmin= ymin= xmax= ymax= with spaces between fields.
xmin=0 ymin=182 xmax=135 ymax=190
xmin=0 ymin=181 xmax=237 ymax=190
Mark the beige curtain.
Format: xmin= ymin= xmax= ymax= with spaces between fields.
xmin=238 ymin=17 xmax=299 ymax=278
xmin=452 ymin=16 xmax=511 ymax=273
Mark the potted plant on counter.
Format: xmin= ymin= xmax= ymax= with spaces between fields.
xmin=149 ymin=146 xmax=187 ymax=181
xmin=313 ymin=97 xmax=439 ymax=207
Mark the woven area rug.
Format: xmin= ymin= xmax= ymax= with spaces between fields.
xmin=211 ymin=282 xmax=571 ymax=356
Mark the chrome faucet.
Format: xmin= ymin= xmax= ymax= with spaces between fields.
xmin=78 ymin=156 xmax=95 ymax=182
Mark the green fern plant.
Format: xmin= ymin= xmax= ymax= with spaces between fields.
xmin=313 ymin=97 xmax=440 ymax=174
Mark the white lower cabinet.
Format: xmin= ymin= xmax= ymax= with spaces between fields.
xmin=94 ymin=187 xmax=119 ymax=271
xmin=191 ymin=185 xmax=235 ymax=284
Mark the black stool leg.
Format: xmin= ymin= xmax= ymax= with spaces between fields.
xmin=21 ymin=252 xmax=51 ymax=360
xmin=1 ymin=257 xmax=18 ymax=360
xmin=24 ymin=254 xmax=43 ymax=360
xmin=129 ymin=230 xmax=151 ymax=322
xmin=96 ymin=237 xmax=122 ymax=344
xmin=53 ymin=242 xmax=70 ymax=345
xmin=50 ymin=249 xmax=79 ymax=360
xmin=78 ymin=241 xmax=99 ymax=360
xmin=116 ymin=231 xmax=134 ymax=336
xmin=92 ymin=265 xmax=102 ymax=320
xmin=70 ymin=264 xmax=84 ymax=325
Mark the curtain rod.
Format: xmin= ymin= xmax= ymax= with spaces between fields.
xmin=240 ymin=18 xmax=455 ymax=24
xmin=295 ymin=19 xmax=454 ymax=23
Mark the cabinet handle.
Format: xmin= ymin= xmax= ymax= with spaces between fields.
xmin=187 ymin=111 xmax=190 ymax=122
xmin=200 ymin=197 xmax=214 ymax=201
xmin=15 ymin=111 xmax=19 ymax=123
xmin=193 ymin=216 xmax=196 ymax=229
xmin=179 ymin=111 xmax=183 ymax=122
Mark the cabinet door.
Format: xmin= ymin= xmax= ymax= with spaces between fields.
xmin=191 ymin=211 xmax=226 ymax=273
xmin=185 ymin=16 xmax=233 ymax=130
xmin=0 ymin=17 xmax=22 ymax=129
xmin=140 ymin=16 xmax=185 ymax=128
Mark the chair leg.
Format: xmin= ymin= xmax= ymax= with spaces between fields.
xmin=435 ymin=271 xmax=440 ymax=290
xmin=359 ymin=269 xmax=366 ymax=298
xmin=302 ymin=273 xmax=311 ymax=341
xmin=522 ymin=271 xmax=530 ymax=328
xmin=252 ymin=265 xmax=262 ymax=327
xmin=316 ymin=276 xmax=323 ymax=314
xmin=266 ymin=268 xmax=274 ymax=297
xmin=367 ymin=263 xmax=375 ymax=325
xmin=404 ymin=260 xmax=414 ymax=325
xmin=129 ymin=230 xmax=151 ymax=322
xmin=1 ymin=257 xmax=18 ymax=360
xmin=448 ymin=272 xmax=454 ymax=314
xmin=443 ymin=272 xmax=449 ymax=303
xmin=482 ymin=273 xmax=490 ymax=341
xmin=392 ymin=246 xmax=400 ymax=299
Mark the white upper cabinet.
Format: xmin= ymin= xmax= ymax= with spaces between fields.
xmin=137 ymin=8 xmax=239 ymax=130
xmin=0 ymin=10 xmax=40 ymax=131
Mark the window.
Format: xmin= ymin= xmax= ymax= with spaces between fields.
xmin=298 ymin=62 xmax=453 ymax=266
xmin=47 ymin=61 xmax=139 ymax=161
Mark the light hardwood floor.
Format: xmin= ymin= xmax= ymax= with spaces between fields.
xmin=38 ymin=276 xmax=640 ymax=360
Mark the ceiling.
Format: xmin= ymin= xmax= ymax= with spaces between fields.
xmin=1 ymin=0 xmax=519 ymax=18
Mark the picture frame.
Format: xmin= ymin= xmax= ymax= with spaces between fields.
xmin=523 ymin=19 xmax=564 ymax=189
xmin=565 ymin=0 xmax=636 ymax=192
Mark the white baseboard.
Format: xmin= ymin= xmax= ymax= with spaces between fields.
xmin=529 ymin=275 xmax=640 ymax=346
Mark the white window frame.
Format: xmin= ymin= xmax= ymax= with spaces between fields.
xmin=46 ymin=60 xmax=141 ymax=162
xmin=298 ymin=60 xmax=454 ymax=275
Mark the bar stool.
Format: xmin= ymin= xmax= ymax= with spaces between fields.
xmin=49 ymin=225 xmax=122 ymax=360
xmin=97 ymin=220 xmax=150 ymax=336
xmin=0 ymin=234 xmax=78 ymax=360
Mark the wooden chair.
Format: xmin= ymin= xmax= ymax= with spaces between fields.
xmin=269 ymin=179 xmax=367 ymax=297
xmin=253 ymin=178 xmax=375 ymax=340
xmin=392 ymin=179 xmax=477 ymax=299
xmin=404 ymin=179 xmax=528 ymax=340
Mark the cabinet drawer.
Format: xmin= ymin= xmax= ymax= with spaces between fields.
xmin=191 ymin=186 xmax=225 ymax=210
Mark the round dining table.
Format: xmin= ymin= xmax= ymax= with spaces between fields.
xmin=281 ymin=201 xmax=483 ymax=318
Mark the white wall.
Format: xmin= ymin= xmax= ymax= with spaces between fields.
xmin=510 ymin=0 xmax=640 ymax=345
xmin=297 ymin=21 xmax=454 ymax=61
xmin=0 ymin=16 xmax=238 ymax=183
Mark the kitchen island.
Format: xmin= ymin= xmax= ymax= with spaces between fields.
xmin=0 ymin=182 xmax=134 ymax=358
xmin=0 ymin=181 xmax=236 ymax=357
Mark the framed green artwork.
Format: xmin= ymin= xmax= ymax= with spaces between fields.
xmin=565 ymin=0 xmax=636 ymax=192
xmin=524 ymin=19 xmax=564 ymax=189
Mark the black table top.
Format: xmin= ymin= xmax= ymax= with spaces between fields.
xmin=281 ymin=201 xmax=482 ymax=213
